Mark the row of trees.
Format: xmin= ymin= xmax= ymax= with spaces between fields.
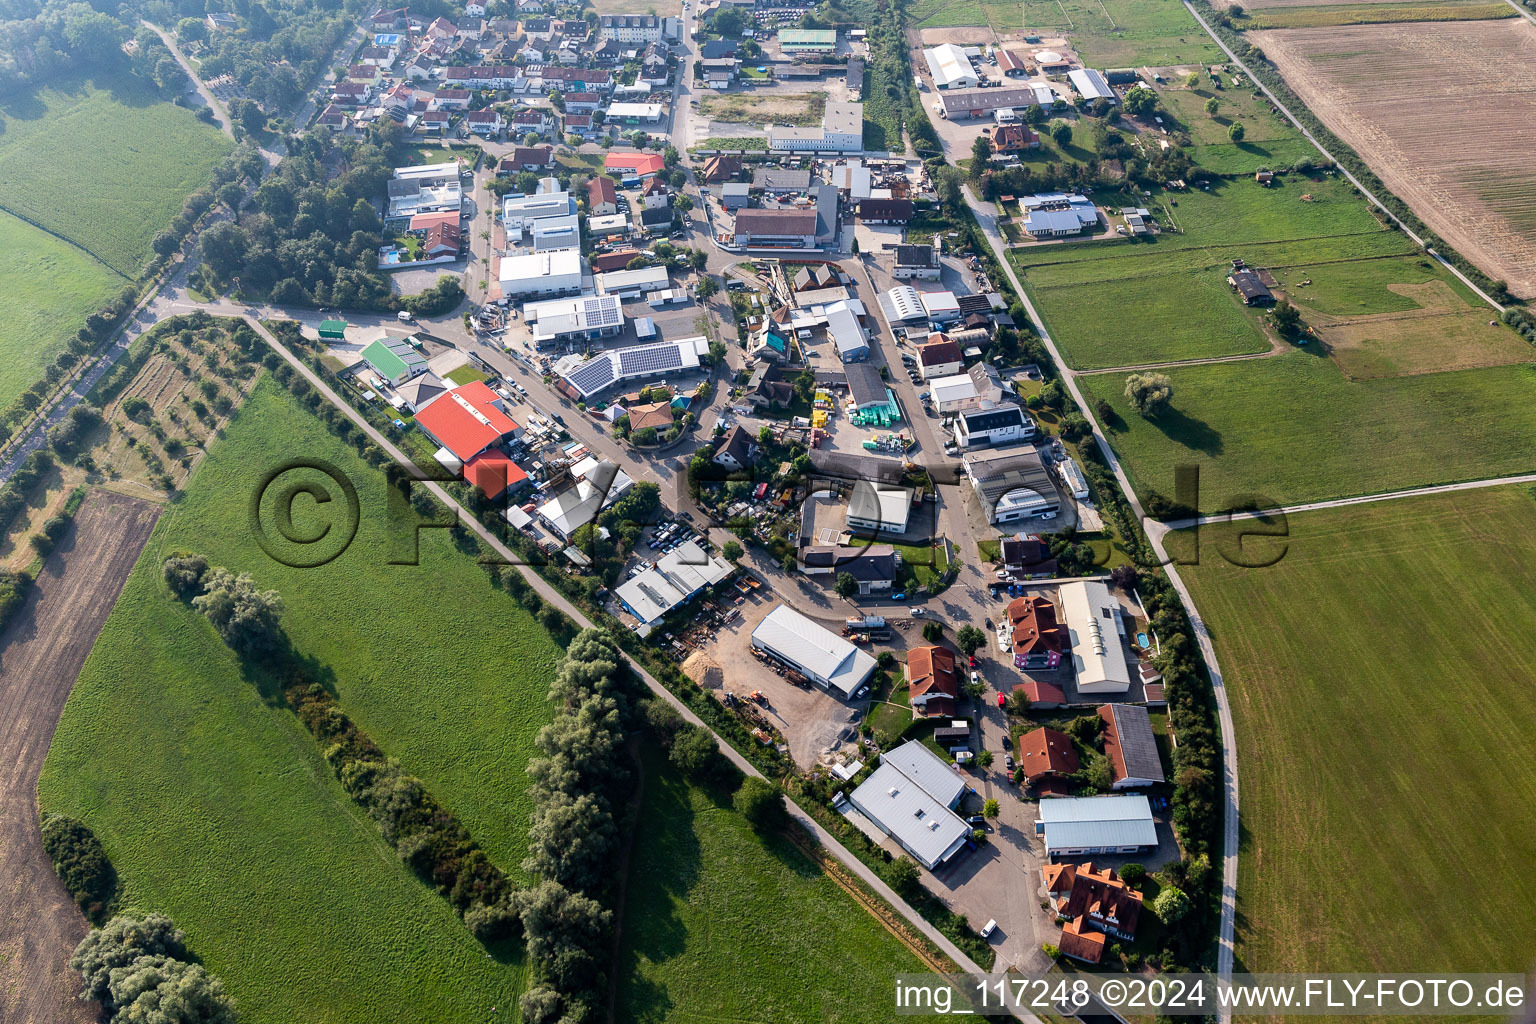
xmin=163 ymin=554 xmax=285 ymax=656
xmin=70 ymin=914 xmax=236 ymax=1024
xmin=40 ymin=814 xmax=116 ymax=923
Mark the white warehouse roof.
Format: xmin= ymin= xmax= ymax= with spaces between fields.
xmin=1038 ymin=795 xmax=1156 ymax=854
xmin=751 ymin=604 xmax=877 ymax=698
xmin=849 ymin=761 xmax=969 ymax=870
xmin=882 ymin=285 xmax=927 ymax=323
xmin=1068 ymin=67 xmax=1115 ymax=102
xmin=929 ymin=373 xmax=978 ymax=406
xmin=925 ymin=43 xmax=978 ymax=89
xmin=1060 ymin=579 xmax=1131 ymax=693
xmin=880 ymin=739 xmax=967 ymax=808
xmin=615 ymin=540 xmax=732 ymax=632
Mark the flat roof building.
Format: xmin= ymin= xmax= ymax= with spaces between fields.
xmin=964 ymin=445 xmax=1061 ymax=524
xmin=778 ymin=27 xmax=836 ymax=53
xmin=524 ymin=293 xmax=624 ymax=345
xmin=595 ymin=264 xmax=670 ymax=296
xmin=846 ymin=479 xmax=912 ymax=534
xmin=751 ymin=604 xmax=877 ymax=699
xmin=497 ymin=249 xmax=584 ymax=301
xmin=554 ymin=336 xmax=709 ymax=400
xmin=615 ymin=540 xmax=733 ymax=635
xmin=767 ymin=100 xmax=863 ymax=153
xmin=1037 ymin=795 xmax=1157 ymax=859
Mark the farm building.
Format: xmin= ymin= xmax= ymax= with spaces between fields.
xmin=1036 ymin=795 xmax=1157 ymax=858
xmin=925 ymin=43 xmax=979 ymax=90
xmin=751 ymin=604 xmax=878 ymax=699
xmin=615 ymin=540 xmax=734 ymax=636
xmin=847 ymin=744 xmax=970 ymax=870
xmin=939 ymin=87 xmax=1041 ymax=121
xmin=1060 ymin=580 xmax=1132 ymax=694
xmin=1023 ymin=194 xmax=1099 ymax=238
xmin=1068 ymin=68 xmax=1116 ymax=103
xmin=359 ymin=336 xmax=427 ymax=385
xmin=1098 ymin=704 xmax=1166 ymax=789
xmin=1228 ymin=269 xmax=1275 ymax=306
xmin=996 ymin=48 xmax=1026 ymax=76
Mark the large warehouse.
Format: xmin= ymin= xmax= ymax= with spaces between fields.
xmin=1060 ymin=579 xmax=1132 ymax=694
xmin=848 ymin=740 xmax=970 ymax=870
xmin=751 ymin=604 xmax=877 ymax=698
xmin=615 ymin=540 xmax=734 ymax=636
xmin=1036 ymin=795 xmax=1157 ymax=859
xmin=963 ymin=445 xmax=1062 ymax=524
xmin=924 ymin=43 xmax=978 ymax=90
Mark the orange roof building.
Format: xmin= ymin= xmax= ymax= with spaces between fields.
xmin=1012 ymin=679 xmax=1066 ymax=708
xmin=1043 ymin=862 xmax=1143 ymax=963
xmin=906 ymin=645 xmax=959 ymax=718
xmin=1007 ymin=594 xmax=1066 ymax=670
xmin=1017 ymin=727 xmax=1079 ymax=795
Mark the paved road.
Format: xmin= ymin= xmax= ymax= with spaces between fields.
xmin=964 ymin=181 xmax=1244 ymax=1003
xmin=238 ymin=310 xmax=1040 ymax=1021
xmin=1182 ymin=0 xmax=1503 ymax=313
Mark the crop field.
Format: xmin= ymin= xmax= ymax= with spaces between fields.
xmin=616 ymin=752 xmax=929 ymax=1023
xmin=1179 ymin=487 xmax=1536 ymax=978
xmin=0 ymin=74 xmax=230 ymax=276
xmin=0 ymin=211 xmax=125 ymax=410
xmin=1237 ymin=1 xmax=1512 ymax=28
xmin=1079 ymin=351 xmax=1536 ymax=513
xmin=1251 ymin=20 xmax=1536 ymax=298
xmin=1154 ymin=80 xmax=1317 ymax=174
xmin=38 ymin=378 xmax=565 ymax=1022
xmin=910 ymin=0 xmax=1223 ymax=65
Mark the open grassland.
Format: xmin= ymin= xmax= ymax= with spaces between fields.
xmin=1080 ymin=351 xmax=1536 ymax=513
xmin=1178 ymin=487 xmax=1536 ymax=979
xmin=1234 ymin=0 xmax=1512 ymax=26
xmin=38 ymin=378 xmax=565 ymax=1023
xmin=1155 ymin=80 xmax=1317 ymax=174
xmin=861 ymin=69 xmax=901 ymax=153
xmin=616 ymin=751 xmax=929 ymax=1023
xmin=1270 ymin=253 xmax=1481 ymax=314
xmin=0 ymin=211 xmax=124 ymax=410
xmin=911 ymin=0 xmax=1224 ymax=64
xmin=0 ymin=74 xmax=230 ymax=276
xmin=1009 ymin=177 xmax=1421 ymax=368
xmin=1251 ymin=20 xmax=1536 ymax=298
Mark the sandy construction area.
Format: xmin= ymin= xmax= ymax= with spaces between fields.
xmin=0 ymin=490 xmax=160 ymax=1024
xmin=1253 ymin=20 xmax=1536 ymax=297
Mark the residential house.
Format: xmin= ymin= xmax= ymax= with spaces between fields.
xmin=1013 ymin=679 xmax=1067 ymax=708
xmin=1017 ymin=727 xmax=1080 ymax=794
xmin=1043 ymin=863 xmax=1143 ymax=963
xmin=989 ymin=123 xmax=1040 ymax=153
xmin=564 ymin=91 xmax=601 ymax=113
xmin=1006 ymin=594 xmax=1066 ymax=670
xmin=699 ymin=38 xmax=737 ymax=60
xmin=510 ymin=109 xmax=553 ymax=137
xmin=586 ymin=175 xmax=618 ymax=215
xmin=999 ymin=535 xmax=1057 ymax=578
xmin=501 ymin=146 xmax=554 ymax=172
xmin=917 ymin=335 xmax=963 ymax=379
xmin=799 ymin=543 xmax=895 ymax=594
xmin=464 ymin=110 xmax=504 ymax=136
xmin=701 ymin=155 xmax=742 ymax=183
xmin=641 ymin=176 xmax=670 ymax=210
xmin=430 ymin=88 xmax=471 ymax=110
xmin=563 ymin=113 xmax=595 ymax=138
xmin=599 ymin=14 xmax=663 ymax=42
xmin=712 ymin=424 xmax=757 ymax=471
xmin=907 ymin=645 xmax=960 ymax=718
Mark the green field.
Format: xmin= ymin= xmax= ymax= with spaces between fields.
xmin=1234 ymin=0 xmax=1514 ymax=29
xmin=1270 ymin=253 xmax=1482 ymax=315
xmin=0 ymin=73 xmax=231 ymax=275
xmin=616 ymin=752 xmax=929 ymax=1023
xmin=39 ymin=377 xmax=563 ymax=1022
xmin=912 ymin=0 xmax=1222 ymax=66
xmin=1080 ymin=352 xmax=1536 ymax=513
xmin=1155 ymin=81 xmax=1318 ymax=174
xmin=0 ymin=210 xmax=125 ymax=408
xmin=1180 ymin=487 xmax=1536 ymax=977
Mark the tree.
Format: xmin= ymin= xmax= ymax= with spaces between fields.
xmin=1123 ymin=85 xmax=1158 ymax=118
xmin=734 ymin=776 xmax=786 ymax=831
xmin=689 ymin=249 xmax=709 ymax=272
xmin=712 ymin=5 xmax=747 ymax=35
xmin=1123 ymin=372 xmax=1173 ymax=417
xmin=883 ymin=857 xmax=920 ymax=896
xmin=696 ymin=276 xmax=719 ymax=299
xmin=1184 ymin=72 xmax=1201 ymax=88
xmin=1119 ymin=862 xmax=1146 ymax=887
xmin=978 ymin=750 xmax=994 ymax=767
xmin=71 ymin=915 xmax=189 ymax=1005
xmin=162 ymin=554 xmax=210 ymax=600
xmin=970 ymin=134 xmax=992 ymax=176
xmin=834 ymin=572 xmax=859 ymax=598
xmin=663 ymin=144 xmax=680 ymax=166
xmin=1205 ymin=97 xmax=1220 ymax=117
xmin=1049 ymin=120 xmax=1072 ymax=148
xmin=198 ymin=221 xmax=247 ymax=281
xmin=983 ymin=798 xmax=1000 ymax=817
xmin=1228 ymin=121 xmax=1246 ymax=143
xmin=722 ymin=540 xmax=744 ymax=562
xmin=1154 ymin=884 xmax=1192 ymax=924
xmin=955 ymin=625 xmax=987 ymax=657
xmin=154 ymin=56 xmax=188 ymax=96
xmin=64 ymin=10 xmax=126 ymax=62
xmin=106 ymin=955 xmax=237 ymax=1024
xmin=921 ymin=620 xmax=943 ymax=643
xmin=1271 ymin=297 xmax=1301 ymax=337
xmin=40 ymin=816 xmax=115 ymax=921
xmin=670 ymin=725 xmax=731 ymax=784
xmin=176 ymin=17 xmax=208 ymax=44
xmin=191 ymin=567 xmax=284 ymax=656
xmin=780 ymin=553 xmax=798 ymax=573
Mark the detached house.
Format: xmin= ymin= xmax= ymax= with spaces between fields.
xmin=464 ymin=110 xmax=504 ymax=136
xmin=1006 ymin=594 xmax=1066 ymax=670
xmin=712 ymin=424 xmax=757 ymax=471
xmin=906 ymin=645 xmax=960 ymax=718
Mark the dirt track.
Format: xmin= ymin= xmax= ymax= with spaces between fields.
xmin=0 ymin=490 xmax=161 ymax=1024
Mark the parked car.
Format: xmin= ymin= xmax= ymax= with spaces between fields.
xmin=966 ymin=814 xmax=986 ymax=827
xmin=1001 ymin=734 xmax=1011 ymax=749
xmin=397 ymin=310 xmax=413 ymax=322
xmin=980 ymin=919 xmax=998 ymax=939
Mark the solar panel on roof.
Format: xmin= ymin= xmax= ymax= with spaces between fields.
xmin=568 ymin=358 xmax=615 ymax=393
xmin=617 ymin=343 xmax=683 ymax=375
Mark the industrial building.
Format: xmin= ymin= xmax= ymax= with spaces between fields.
xmin=595 ymin=265 xmax=670 ymax=297
xmin=751 ymin=604 xmax=878 ymax=699
xmin=359 ymin=336 xmax=426 ymax=385
xmin=537 ymin=457 xmax=634 ymax=539
xmin=1022 ymin=193 xmax=1099 ymax=238
xmin=879 ymin=284 xmax=928 ymax=325
xmin=846 ymin=480 xmax=913 ymax=534
xmin=1036 ymin=795 xmax=1157 ymax=859
xmin=847 ymin=740 xmax=970 ymax=870
xmin=924 ymin=43 xmax=979 ymax=90
xmin=1059 ymin=579 xmax=1132 ymax=693
xmin=523 ymin=293 xmax=624 ymax=346
xmin=614 ymin=540 xmax=734 ymax=636
xmin=954 ymin=403 xmax=1036 ymax=449
xmin=894 ymin=244 xmax=942 ymax=281
xmin=1098 ymin=703 xmax=1166 ymax=789
xmin=777 ymin=27 xmax=836 ymax=53
xmin=731 ymin=208 xmax=819 ymax=248
xmin=963 ymin=445 xmax=1061 ymax=523
xmin=767 ymin=101 xmax=864 ymax=153
xmin=496 ymin=249 xmax=585 ymax=301
xmin=553 ymin=336 xmax=709 ymax=401
xmin=938 ymin=87 xmax=1043 ymax=121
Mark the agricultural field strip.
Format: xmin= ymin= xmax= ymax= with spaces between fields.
xmin=1019 ymin=233 xmax=1419 ymax=287
xmin=1178 ymin=0 xmax=1508 ymax=309
xmin=238 ymin=315 xmax=1009 ymax=990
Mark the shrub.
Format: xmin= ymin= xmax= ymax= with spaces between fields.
xmin=40 ymin=815 xmax=116 ymax=922
xmin=733 ymin=776 xmax=786 ymax=831
xmin=1119 ymin=862 xmax=1146 ymax=886
xmin=191 ymin=566 xmax=284 ymax=656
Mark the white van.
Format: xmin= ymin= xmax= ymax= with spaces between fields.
xmin=980 ymin=919 xmax=998 ymax=939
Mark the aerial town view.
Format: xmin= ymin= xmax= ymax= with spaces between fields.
xmin=1 ymin=0 xmax=1534 ymax=1020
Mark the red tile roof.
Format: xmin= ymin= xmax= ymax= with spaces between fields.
xmin=414 ymin=381 xmax=519 ymax=461
xmin=1057 ymin=917 xmax=1107 ymax=963
xmin=1044 ymin=862 xmax=1143 ymax=952
xmin=907 ymin=645 xmax=959 ymax=714
xmin=587 ymin=175 xmax=617 ymax=207
xmin=1008 ymin=595 xmax=1067 ymax=662
xmin=1012 ymin=679 xmax=1066 ymax=706
xmin=918 ymin=336 xmax=962 ymax=367
xmin=463 ymin=450 xmax=528 ymax=497
xmin=604 ymin=151 xmax=665 ymax=176
xmin=408 ymin=210 xmax=459 ymax=232
xmin=1017 ymin=727 xmax=1079 ymax=783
